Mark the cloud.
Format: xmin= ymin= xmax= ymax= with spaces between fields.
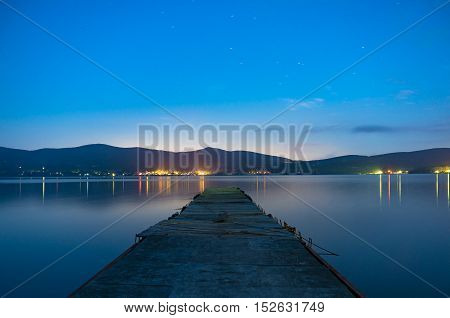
xmin=352 ymin=125 xmax=396 ymax=133
xmin=288 ymin=97 xmax=325 ymax=110
xmin=351 ymin=121 xmax=450 ymax=134
xmin=396 ymin=89 xmax=415 ymax=100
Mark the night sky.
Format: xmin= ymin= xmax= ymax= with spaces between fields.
xmin=1 ymin=0 xmax=449 ymax=159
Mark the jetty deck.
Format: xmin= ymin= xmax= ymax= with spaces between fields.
xmin=72 ymin=187 xmax=358 ymax=297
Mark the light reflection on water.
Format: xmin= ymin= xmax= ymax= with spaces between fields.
xmin=0 ymin=175 xmax=449 ymax=297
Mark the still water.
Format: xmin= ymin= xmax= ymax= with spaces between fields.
xmin=0 ymin=175 xmax=449 ymax=297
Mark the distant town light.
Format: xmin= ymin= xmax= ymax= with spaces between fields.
xmin=367 ymin=169 xmax=407 ymax=175
xmin=434 ymin=167 xmax=450 ymax=174
xmin=248 ymin=170 xmax=271 ymax=175
xmin=195 ymin=170 xmax=211 ymax=176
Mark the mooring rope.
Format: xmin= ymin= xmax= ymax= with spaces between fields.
xmin=166 ymin=193 xmax=340 ymax=257
xmin=255 ymin=202 xmax=339 ymax=256
xmin=295 ymin=234 xmax=339 ymax=256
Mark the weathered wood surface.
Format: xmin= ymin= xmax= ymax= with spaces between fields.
xmin=72 ymin=187 xmax=356 ymax=297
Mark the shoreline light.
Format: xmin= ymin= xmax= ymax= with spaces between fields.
xmin=434 ymin=166 xmax=450 ymax=173
xmin=367 ymin=169 xmax=408 ymax=175
xmin=248 ymin=170 xmax=271 ymax=175
xmin=434 ymin=167 xmax=450 ymax=174
xmin=138 ymin=170 xmax=212 ymax=176
xmin=195 ymin=170 xmax=211 ymax=176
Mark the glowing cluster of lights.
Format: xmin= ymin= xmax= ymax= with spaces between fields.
xmin=194 ymin=170 xmax=211 ymax=176
xmin=139 ymin=170 xmax=176 ymax=176
xmin=368 ymin=170 xmax=408 ymax=175
xmin=149 ymin=170 xmax=171 ymax=176
xmin=138 ymin=170 xmax=211 ymax=176
xmin=434 ymin=167 xmax=450 ymax=174
xmin=248 ymin=170 xmax=271 ymax=175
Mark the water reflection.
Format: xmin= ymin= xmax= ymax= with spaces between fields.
xmin=374 ymin=173 xmax=450 ymax=208
xmin=112 ymin=177 xmax=115 ymax=197
xmin=447 ymin=174 xmax=449 ymax=208
xmin=9 ymin=174 xmax=448 ymax=211
xmin=158 ymin=177 xmax=163 ymax=192
xmin=379 ymin=175 xmax=382 ymax=205
xmin=138 ymin=176 xmax=142 ymax=195
xmin=199 ymin=176 xmax=205 ymax=192
xmin=1 ymin=175 xmax=450 ymax=297
xmin=42 ymin=177 xmax=45 ymax=204
xmin=166 ymin=177 xmax=171 ymax=194
xmin=263 ymin=176 xmax=266 ymax=197
xmin=436 ymin=174 xmax=439 ymax=206
xmin=174 ymin=177 xmax=179 ymax=193
xmin=387 ymin=174 xmax=391 ymax=206
xmin=37 ymin=174 xmax=443 ymax=210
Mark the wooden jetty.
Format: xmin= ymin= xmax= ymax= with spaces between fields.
xmin=72 ymin=187 xmax=360 ymax=297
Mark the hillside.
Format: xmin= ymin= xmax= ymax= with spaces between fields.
xmin=0 ymin=145 xmax=448 ymax=176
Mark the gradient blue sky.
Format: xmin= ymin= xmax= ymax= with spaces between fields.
xmin=0 ymin=0 xmax=449 ymax=159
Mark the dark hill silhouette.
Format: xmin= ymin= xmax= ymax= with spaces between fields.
xmin=0 ymin=144 xmax=448 ymax=176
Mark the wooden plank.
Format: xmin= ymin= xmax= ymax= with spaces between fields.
xmin=71 ymin=187 xmax=359 ymax=297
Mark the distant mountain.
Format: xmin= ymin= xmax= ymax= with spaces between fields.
xmin=308 ymin=148 xmax=450 ymax=174
xmin=0 ymin=144 xmax=448 ymax=176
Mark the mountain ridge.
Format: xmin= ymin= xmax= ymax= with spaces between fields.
xmin=0 ymin=145 xmax=448 ymax=176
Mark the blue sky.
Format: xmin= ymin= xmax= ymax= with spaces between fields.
xmin=0 ymin=0 xmax=449 ymax=159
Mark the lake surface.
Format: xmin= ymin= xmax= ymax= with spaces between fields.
xmin=0 ymin=175 xmax=449 ymax=297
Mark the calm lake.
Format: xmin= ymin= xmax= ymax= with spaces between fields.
xmin=0 ymin=175 xmax=449 ymax=297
